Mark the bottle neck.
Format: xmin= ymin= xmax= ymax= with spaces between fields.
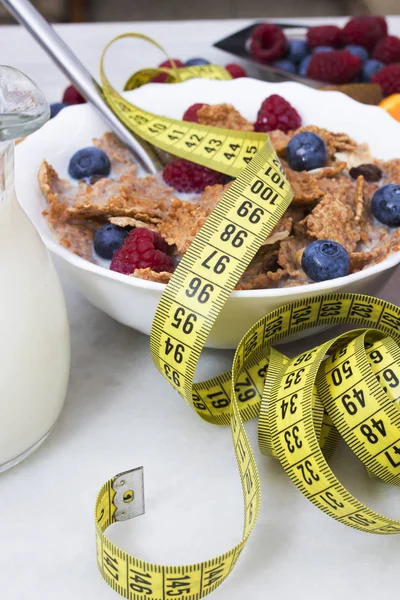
xmin=0 ymin=141 xmax=14 ymax=205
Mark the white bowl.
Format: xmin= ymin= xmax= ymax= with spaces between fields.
xmin=15 ymin=78 xmax=400 ymax=349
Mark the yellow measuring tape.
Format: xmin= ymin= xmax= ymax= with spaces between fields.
xmin=119 ymin=33 xmax=231 ymax=91
xmin=100 ymin=33 xmax=265 ymax=178
xmin=95 ymin=35 xmax=400 ymax=600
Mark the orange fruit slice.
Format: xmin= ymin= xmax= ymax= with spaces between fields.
xmin=379 ymin=94 xmax=400 ymax=121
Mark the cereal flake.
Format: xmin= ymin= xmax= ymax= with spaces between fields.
xmin=197 ymin=103 xmax=254 ymax=131
xmin=301 ymin=193 xmax=361 ymax=252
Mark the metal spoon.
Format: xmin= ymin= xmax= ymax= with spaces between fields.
xmin=1 ymin=0 xmax=159 ymax=174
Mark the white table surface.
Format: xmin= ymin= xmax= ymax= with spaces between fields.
xmin=1 ymin=16 xmax=400 ymax=600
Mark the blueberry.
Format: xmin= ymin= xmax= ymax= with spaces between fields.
xmin=287 ymin=40 xmax=309 ymax=64
xmin=68 ymin=147 xmax=111 ymax=180
xmin=345 ymin=44 xmax=369 ymax=64
xmin=185 ymin=57 xmax=210 ymax=66
xmin=286 ymin=132 xmax=328 ymax=172
xmin=50 ymin=102 xmax=69 ymax=119
xmin=362 ymin=58 xmax=384 ymax=82
xmin=272 ymin=58 xmax=297 ymax=74
xmin=302 ymin=240 xmax=350 ymax=282
xmin=94 ymin=224 xmax=129 ymax=260
xmin=298 ymin=54 xmax=312 ymax=77
xmin=312 ymin=46 xmax=334 ymax=54
xmin=371 ymin=184 xmax=400 ymax=227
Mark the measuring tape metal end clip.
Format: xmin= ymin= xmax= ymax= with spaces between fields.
xmin=114 ymin=467 xmax=145 ymax=522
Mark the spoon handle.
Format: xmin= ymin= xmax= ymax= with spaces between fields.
xmin=2 ymin=0 xmax=159 ymax=174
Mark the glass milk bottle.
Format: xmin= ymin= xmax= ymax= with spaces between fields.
xmin=0 ymin=66 xmax=70 ymax=472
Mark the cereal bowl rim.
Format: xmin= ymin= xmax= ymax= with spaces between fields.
xmin=16 ymin=78 xmax=400 ymax=299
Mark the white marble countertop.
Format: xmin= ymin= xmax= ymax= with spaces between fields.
xmin=1 ymin=16 xmax=400 ymax=600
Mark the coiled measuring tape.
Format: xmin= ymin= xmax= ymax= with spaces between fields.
xmin=96 ymin=35 xmax=400 ymax=600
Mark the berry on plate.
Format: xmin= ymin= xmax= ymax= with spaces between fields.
xmin=307 ymin=25 xmax=342 ymax=49
xmin=362 ymin=58 xmax=384 ymax=81
xmin=371 ymin=184 xmax=400 ymax=226
xmin=298 ymin=54 xmax=312 ymax=77
xmin=94 ymin=223 xmax=129 ymax=260
xmin=158 ymin=59 xmax=185 ymax=68
xmin=307 ymin=50 xmax=362 ymax=84
xmin=162 ymin=159 xmax=227 ymax=193
xmin=287 ymin=40 xmax=308 ymax=64
xmin=152 ymin=59 xmax=184 ymax=82
xmin=182 ymin=103 xmax=208 ymax=123
xmin=372 ymin=35 xmax=400 ymax=64
xmin=110 ymin=228 xmax=173 ymax=275
xmin=373 ymin=16 xmax=389 ymax=37
xmin=286 ymin=131 xmax=328 ymax=172
xmin=50 ymin=102 xmax=68 ymax=119
xmin=254 ymin=94 xmax=301 ymax=133
xmin=302 ymin=240 xmax=350 ymax=282
xmin=225 ymin=63 xmax=247 ymax=78
xmin=68 ymin=147 xmax=111 ymax=180
xmin=62 ymin=85 xmax=86 ymax=104
xmin=185 ymin=57 xmax=210 ymax=66
xmin=272 ymin=58 xmax=296 ymax=74
xmin=312 ymin=46 xmax=334 ymax=54
xmin=342 ymin=16 xmax=385 ymax=51
xmin=152 ymin=59 xmax=184 ymax=83
xmin=371 ymin=64 xmax=400 ymax=97
xmin=344 ymin=45 xmax=369 ymax=64
xmin=250 ymin=23 xmax=288 ymax=62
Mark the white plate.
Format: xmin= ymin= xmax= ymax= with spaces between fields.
xmin=15 ymin=78 xmax=400 ymax=348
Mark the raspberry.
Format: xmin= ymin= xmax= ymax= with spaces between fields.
xmin=158 ymin=59 xmax=185 ymax=68
xmin=372 ymin=35 xmax=400 ymax=64
xmin=182 ymin=103 xmax=208 ymax=122
xmin=371 ymin=64 xmax=400 ymax=97
xmin=373 ymin=16 xmax=388 ymax=38
xmin=254 ymin=94 xmax=301 ymax=133
xmin=307 ymin=25 xmax=342 ymax=49
xmin=62 ymin=85 xmax=86 ymax=104
xmin=307 ymin=50 xmax=362 ymax=84
xmin=110 ymin=229 xmax=173 ymax=275
xmin=342 ymin=16 xmax=385 ymax=51
xmin=225 ymin=63 xmax=247 ymax=78
xmin=250 ymin=24 xmax=288 ymax=62
xmin=162 ymin=159 xmax=227 ymax=193
xmin=152 ymin=59 xmax=184 ymax=83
